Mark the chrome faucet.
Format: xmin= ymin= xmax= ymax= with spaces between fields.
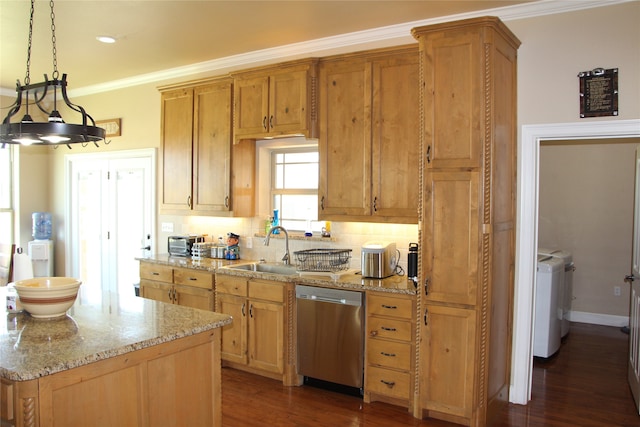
xmin=264 ymin=226 xmax=290 ymax=265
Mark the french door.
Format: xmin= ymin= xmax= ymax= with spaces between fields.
xmin=67 ymin=149 xmax=155 ymax=305
xmin=629 ymin=146 xmax=640 ymax=414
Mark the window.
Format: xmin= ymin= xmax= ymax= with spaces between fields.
xmin=0 ymin=147 xmax=13 ymax=243
xmin=271 ymin=149 xmax=318 ymax=232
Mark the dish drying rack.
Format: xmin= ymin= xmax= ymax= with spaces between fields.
xmin=293 ymin=249 xmax=352 ymax=272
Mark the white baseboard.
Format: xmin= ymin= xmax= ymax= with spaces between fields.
xmin=568 ymin=311 xmax=629 ymax=327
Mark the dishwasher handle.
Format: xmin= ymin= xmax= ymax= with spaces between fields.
xmin=310 ymin=295 xmax=347 ymax=304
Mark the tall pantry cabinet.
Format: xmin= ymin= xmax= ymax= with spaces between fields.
xmin=412 ymin=17 xmax=520 ymax=426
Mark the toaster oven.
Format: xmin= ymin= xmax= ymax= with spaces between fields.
xmin=168 ymin=235 xmax=204 ymax=257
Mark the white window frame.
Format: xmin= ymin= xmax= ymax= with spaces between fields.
xmin=270 ymin=147 xmax=319 ymax=232
xmin=0 ymin=146 xmax=14 ymax=244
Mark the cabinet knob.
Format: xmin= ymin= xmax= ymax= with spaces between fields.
xmin=369 ymin=330 xmax=378 ymax=337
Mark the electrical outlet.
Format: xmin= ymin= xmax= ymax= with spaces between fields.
xmin=245 ymin=237 xmax=253 ymax=249
xmin=614 ymin=286 xmax=621 ymax=297
xmin=161 ymin=222 xmax=174 ymax=232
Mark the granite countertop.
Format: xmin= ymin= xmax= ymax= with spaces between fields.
xmin=139 ymin=254 xmax=417 ymax=295
xmin=0 ymin=287 xmax=232 ymax=382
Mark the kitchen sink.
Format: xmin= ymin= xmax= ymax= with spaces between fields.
xmin=227 ymin=262 xmax=299 ymax=276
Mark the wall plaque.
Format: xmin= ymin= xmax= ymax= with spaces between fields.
xmin=96 ymin=118 xmax=122 ymax=137
xmin=578 ymin=68 xmax=618 ymax=118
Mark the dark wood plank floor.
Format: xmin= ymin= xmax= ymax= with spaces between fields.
xmin=221 ymin=322 xmax=639 ymax=426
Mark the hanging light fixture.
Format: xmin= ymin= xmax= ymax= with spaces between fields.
xmin=0 ymin=0 xmax=105 ymax=148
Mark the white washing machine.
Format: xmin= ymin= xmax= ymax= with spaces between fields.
xmin=533 ymin=254 xmax=564 ymax=358
xmin=539 ymin=248 xmax=574 ymax=337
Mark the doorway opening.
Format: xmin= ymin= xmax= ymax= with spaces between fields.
xmin=511 ymin=119 xmax=640 ymax=405
xmin=65 ymin=149 xmax=155 ymax=307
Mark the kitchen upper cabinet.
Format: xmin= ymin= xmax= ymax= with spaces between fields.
xmin=318 ymin=47 xmax=419 ymax=223
xmin=413 ymin=17 xmax=519 ymax=427
xmin=160 ymin=87 xmax=193 ymax=211
xmin=192 ymin=82 xmax=233 ymax=212
xmin=232 ymin=59 xmax=318 ymax=141
xmin=159 ymin=79 xmax=255 ymax=216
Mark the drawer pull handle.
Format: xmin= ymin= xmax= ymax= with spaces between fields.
xmin=188 ymin=277 xmax=197 ymax=281
xmin=380 ymin=379 xmax=395 ymax=388
xmin=380 ymin=326 xmax=397 ymax=332
xmin=380 ymin=352 xmax=396 ymax=358
xmin=381 ymin=304 xmax=397 ymax=309
xmin=152 ymin=272 xmax=159 ymax=276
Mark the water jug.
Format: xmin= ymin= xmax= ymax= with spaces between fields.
xmin=32 ymin=212 xmax=52 ymax=240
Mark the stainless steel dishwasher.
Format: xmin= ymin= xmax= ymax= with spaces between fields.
xmin=296 ymin=284 xmax=364 ymax=391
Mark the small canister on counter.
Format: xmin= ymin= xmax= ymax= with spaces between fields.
xmin=408 ymin=243 xmax=418 ymax=285
xmin=6 ymin=284 xmax=23 ymax=313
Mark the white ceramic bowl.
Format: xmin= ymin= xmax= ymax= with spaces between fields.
xmin=13 ymin=277 xmax=82 ymax=319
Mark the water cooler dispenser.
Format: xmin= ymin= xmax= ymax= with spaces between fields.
xmin=28 ymin=212 xmax=54 ymax=277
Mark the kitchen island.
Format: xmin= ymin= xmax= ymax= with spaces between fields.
xmin=0 ymin=287 xmax=232 ymax=427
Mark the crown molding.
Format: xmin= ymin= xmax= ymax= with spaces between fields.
xmin=1 ymin=0 xmax=630 ymax=98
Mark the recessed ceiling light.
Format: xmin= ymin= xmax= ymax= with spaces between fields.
xmin=96 ymin=35 xmax=116 ymax=44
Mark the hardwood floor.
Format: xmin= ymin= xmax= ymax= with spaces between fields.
xmin=221 ymin=322 xmax=639 ymax=426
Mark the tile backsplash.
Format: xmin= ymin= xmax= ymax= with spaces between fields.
xmin=160 ymin=215 xmax=419 ymax=273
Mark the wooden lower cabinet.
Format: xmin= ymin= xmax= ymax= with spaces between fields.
xmin=215 ymin=275 xmax=295 ymax=384
xmin=1 ymin=331 xmax=222 ymax=427
xmin=364 ymin=292 xmax=415 ymax=410
xmin=420 ymin=304 xmax=477 ymax=423
xmin=139 ymin=262 xmax=214 ymax=311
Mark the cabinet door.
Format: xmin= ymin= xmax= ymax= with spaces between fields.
xmin=420 ymin=304 xmax=476 ymax=420
xmin=248 ymin=300 xmax=284 ymax=374
xmin=423 ymin=171 xmax=479 ymax=306
xmin=269 ymin=70 xmax=308 ymax=135
xmin=174 ymin=284 xmax=213 ymax=311
xmin=160 ymin=88 xmax=193 ymax=210
xmin=371 ymin=52 xmax=420 ymax=221
xmin=422 ymin=28 xmax=482 ymax=169
xmin=234 ymin=75 xmax=269 ymax=138
xmin=139 ymin=279 xmax=173 ymax=304
xmin=318 ymin=58 xmax=371 ymax=218
xmin=217 ymin=293 xmax=247 ymax=364
xmin=193 ymin=81 xmax=232 ymax=212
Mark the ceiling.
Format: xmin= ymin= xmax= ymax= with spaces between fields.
xmin=0 ymin=1 xmax=609 ymax=96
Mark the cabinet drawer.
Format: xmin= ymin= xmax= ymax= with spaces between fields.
xmin=366 ymin=365 xmax=411 ymax=400
xmin=367 ymin=293 xmax=413 ymax=320
xmin=249 ymin=280 xmax=284 ymax=303
xmin=367 ymin=339 xmax=411 ymax=371
xmin=216 ymin=275 xmax=247 ymax=297
xmin=174 ymin=268 xmax=213 ymax=289
xmin=140 ymin=263 xmax=173 ymax=282
xmin=367 ymin=316 xmax=412 ymax=342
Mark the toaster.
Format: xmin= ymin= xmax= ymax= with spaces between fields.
xmin=168 ymin=235 xmax=204 ymax=257
xmin=361 ymin=241 xmax=397 ymax=278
